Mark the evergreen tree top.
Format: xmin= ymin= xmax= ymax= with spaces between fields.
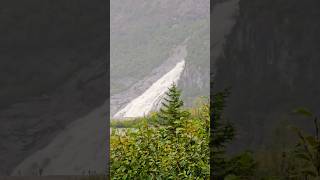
xmin=158 ymin=83 xmax=188 ymax=127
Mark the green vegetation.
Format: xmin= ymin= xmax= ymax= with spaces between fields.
xmin=211 ymin=88 xmax=257 ymax=179
xmin=111 ymin=112 xmax=160 ymax=129
xmin=211 ymin=89 xmax=320 ymax=179
xmin=284 ymin=108 xmax=320 ymax=178
xmin=111 ymin=84 xmax=209 ymax=179
xmin=157 ymin=83 xmax=190 ymax=127
xmin=247 ymin=108 xmax=320 ymax=179
xmin=111 ymin=84 xmax=320 ymax=179
xmin=110 ymin=118 xmax=145 ymax=129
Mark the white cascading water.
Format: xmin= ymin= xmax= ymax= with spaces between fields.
xmin=113 ymin=60 xmax=186 ymax=119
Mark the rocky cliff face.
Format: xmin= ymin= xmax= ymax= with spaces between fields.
xmin=0 ymin=0 xmax=107 ymax=175
xmin=110 ymin=0 xmax=212 ymax=115
xmin=111 ymin=0 xmax=210 ymax=111
xmin=214 ymin=0 xmax=320 ymax=151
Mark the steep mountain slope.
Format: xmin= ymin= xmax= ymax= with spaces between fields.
xmin=0 ymin=0 xmax=106 ymax=109
xmin=110 ymin=43 xmax=188 ymax=117
xmin=12 ymin=101 xmax=108 ymax=175
xmin=214 ymin=0 xmax=320 ymax=151
xmin=0 ymin=0 xmax=107 ymax=175
xmin=111 ymin=0 xmax=210 ymax=106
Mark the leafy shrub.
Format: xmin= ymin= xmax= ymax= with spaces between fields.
xmin=110 ymin=84 xmax=210 ymax=179
xmin=285 ymin=108 xmax=320 ymax=179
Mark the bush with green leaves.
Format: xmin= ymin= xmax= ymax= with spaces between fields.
xmin=251 ymin=108 xmax=320 ymax=179
xmin=110 ymin=84 xmax=210 ymax=179
xmin=284 ymin=108 xmax=320 ymax=179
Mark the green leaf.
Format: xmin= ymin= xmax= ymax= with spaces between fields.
xmin=294 ymin=153 xmax=311 ymax=161
xmin=293 ymin=107 xmax=313 ymax=117
xmin=224 ymin=174 xmax=242 ymax=180
xmin=301 ymin=168 xmax=317 ymax=177
xmin=305 ymin=135 xmax=318 ymax=147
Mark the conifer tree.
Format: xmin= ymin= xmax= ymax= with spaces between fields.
xmin=211 ymin=88 xmax=256 ymax=178
xmin=158 ymin=83 xmax=189 ymax=127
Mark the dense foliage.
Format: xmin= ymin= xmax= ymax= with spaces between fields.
xmin=211 ymin=88 xmax=257 ymax=179
xmin=284 ymin=108 xmax=320 ymax=179
xmin=211 ymin=89 xmax=320 ymax=179
xmin=111 ymin=85 xmax=320 ymax=179
xmin=158 ymin=83 xmax=190 ymax=127
xmin=110 ymin=84 xmax=210 ymax=179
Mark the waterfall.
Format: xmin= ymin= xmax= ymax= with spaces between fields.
xmin=113 ymin=60 xmax=186 ymax=119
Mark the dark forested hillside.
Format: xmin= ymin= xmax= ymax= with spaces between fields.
xmin=214 ymin=0 xmax=320 ymax=151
